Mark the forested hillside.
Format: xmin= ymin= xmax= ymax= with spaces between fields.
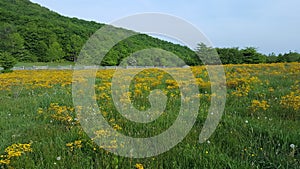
xmin=0 ymin=0 xmax=201 ymax=65
xmin=0 ymin=0 xmax=103 ymax=62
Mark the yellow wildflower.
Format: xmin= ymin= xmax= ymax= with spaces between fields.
xmin=135 ymin=163 xmax=144 ymax=169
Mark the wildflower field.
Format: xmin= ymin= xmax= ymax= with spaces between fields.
xmin=0 ymin=62 xmax=299 ymax=168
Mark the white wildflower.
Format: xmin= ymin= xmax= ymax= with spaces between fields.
xmin=290 ymin=144 xmax=295 ymax=149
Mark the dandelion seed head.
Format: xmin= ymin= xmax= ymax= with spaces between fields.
xmin=290 ymin=144 xmax=295 ymax=149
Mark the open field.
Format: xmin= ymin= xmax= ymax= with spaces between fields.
xmin=0 ymin=62 xmax=299 ymax=168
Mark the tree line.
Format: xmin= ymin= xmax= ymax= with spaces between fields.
xmin=196 ymin=43 xmax=300 ymax=65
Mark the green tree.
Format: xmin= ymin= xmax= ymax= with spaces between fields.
xmin=0 ymin=52 xmax=17 ymax=73
xmin=66 ymin=35 xmax=84 ymax=61
xmin=282 ymin=52 xmax=300 ymax=62
xmin=196 ymin=43 xmax=220 ymax=65
xmin=0 ymin=23 xmax=15 ymax=52
xmin=47 ymin=42 xmax=65 ymax=62
xmin=241 ymin=47 xmax=266 ymax=64
xmin=36 ymin=41 xmax=48 ymax=62
xmin=9 ymin=33 xmax=28 ymax=61
xmin=216 ymin=47 xmax=243 ymax=64
xmin=266 ymin=53 xmax=278 ymax=63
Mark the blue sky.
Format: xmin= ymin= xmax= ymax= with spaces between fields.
xmin=30 ymin=0 xmax=300 ymax=54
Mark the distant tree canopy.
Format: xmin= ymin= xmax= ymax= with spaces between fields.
xmin=198 ymin=43 xmax=299 ymax=65
xmin=0 ymin=0 xmax=299 ymax=67
xmin=103 ymin=34 xmax=201 ymax=66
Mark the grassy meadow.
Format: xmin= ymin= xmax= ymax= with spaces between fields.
xmin=0 ymin=62 xmax=299 ymax=168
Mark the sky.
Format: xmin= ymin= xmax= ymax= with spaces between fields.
xmin=30 ymin=0 xmax=300 ymax=54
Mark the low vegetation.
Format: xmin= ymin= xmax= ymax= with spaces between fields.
xmin=0 ymin=63 xmax=299 ymax=168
